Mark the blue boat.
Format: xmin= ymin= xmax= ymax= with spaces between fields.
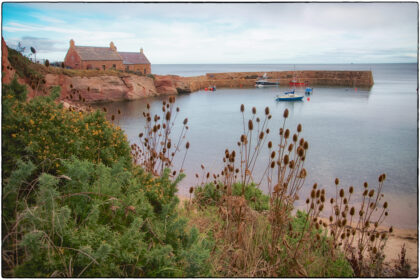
xmin=305 ymin=87 xmax=313 ymax=94
xmin=276 ymin=93 xmax=304 ymax=101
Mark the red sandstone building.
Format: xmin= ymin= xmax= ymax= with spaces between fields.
xmin=64 ymin=39 xmax=151 ymax=74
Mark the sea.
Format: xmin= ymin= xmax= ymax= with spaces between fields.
xmin=99 ymin=63 xmax=418 ymax=229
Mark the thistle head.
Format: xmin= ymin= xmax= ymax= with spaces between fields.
xmin=297 ymin=123 xmax=302 ymax=133
xmin=240 ymin=104 xmax=245 ymax=112
xmin=283 ymin=108 xmax=289 ymax=118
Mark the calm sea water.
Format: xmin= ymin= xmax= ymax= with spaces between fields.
xmin=99 ymin=63 xmax=418 ymax=228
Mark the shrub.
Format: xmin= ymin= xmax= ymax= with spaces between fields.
xmin=4 ymin=158 xmax=211 ymax=277
xmin=2 ymin=79 xmax=131 ymax=177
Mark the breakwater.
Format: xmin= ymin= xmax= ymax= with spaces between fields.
xmin=182 ymin=70 xmax=374 ymax=93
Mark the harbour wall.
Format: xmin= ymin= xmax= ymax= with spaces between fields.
xmin=183 ymin=70 xmax=374 ymax=93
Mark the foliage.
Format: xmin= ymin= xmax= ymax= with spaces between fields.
xmin=2 ymin=78 xmax=131 ymax=178
xmin=7 ymin=47 xmax=45 ymax=93
xmin=3 ymin=158 xmax=211 ymax=277
xmin=193 ymin=182 xmax=268 ymax=211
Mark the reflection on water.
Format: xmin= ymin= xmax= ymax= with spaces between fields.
xmin=96 ymin=64 xmax=417 ymax=229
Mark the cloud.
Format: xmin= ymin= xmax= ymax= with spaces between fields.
xmin=2 ymin=3 xmax=418 ymax=63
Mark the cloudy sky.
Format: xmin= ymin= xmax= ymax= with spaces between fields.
xmin=2 ymin=2 xmax=418 ymax=64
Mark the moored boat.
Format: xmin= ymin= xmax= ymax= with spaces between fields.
xmin=305 ymin=87 xmax=313 ymax=94
xmin=276 ymin=91 xmax=304 ymax=101
xmin=255 ymin=73 xmax=279 ymax=87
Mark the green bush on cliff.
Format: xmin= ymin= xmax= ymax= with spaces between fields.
xmin=2 ymin=79 xmax=131 ymax=177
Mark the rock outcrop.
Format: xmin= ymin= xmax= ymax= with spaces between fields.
xmin=45 ymin=74 xmax=159 ymax=103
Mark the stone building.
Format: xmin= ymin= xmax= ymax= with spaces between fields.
xmin=64 ymin=39 xmax=151 ymax=74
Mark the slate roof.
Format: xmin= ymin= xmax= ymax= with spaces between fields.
xmin=74 ymin=46 xmax=122 ymax=61
xmin=118 ymin=52 xmax=150 ymax=65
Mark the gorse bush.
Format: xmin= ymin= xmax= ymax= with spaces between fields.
xmin=2 ymin=79 xmax=212 ymax=277
xmin=5 ymin=158 xmax=211 ymax=277
xmin=2 ymin=79 xmax=131 ymax=178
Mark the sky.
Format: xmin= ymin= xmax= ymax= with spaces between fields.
xmin=2 ymin=2 xmax=418 ymax=64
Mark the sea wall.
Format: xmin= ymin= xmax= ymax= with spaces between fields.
xmin=194 ymin=70 xmax=373 ymax=91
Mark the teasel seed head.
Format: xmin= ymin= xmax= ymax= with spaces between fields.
xmin=265 ymin=106 xmax=270 ymax=115
xmin=370 ymin=235 xmax=375 ymax=242
xmin=311 ymin=189 xmax=316 ymax=199
xmin=310 ymin=202 xmax=314 ymax=209
xmin=288 ymin=143 xmax=293 ymax=152
xmin=389 ymin=226 xmax=393 ymax=233
xmin=319 ymin=204 xmax=324 ymax=211
xmin=165 ymin=111 xmax=171 ymax=121
xmin=271 ymin=151 xmax=276 ymax=159
xmin=381 ymin=233 xmax=386 ymax=239
xmin=252 ymin=107 xmax=256 ymax=114
xmin=201 ymin=164 xmax=205 ymax=170
xmin=279 ymin=128 xmax=283 ymax=135
xmin=283 ymin=108 xmax=289 ymax=118
xmin=383 ymin=201 xmax=388 ymax=209
xmin=341 ymin=233 xmax=345 ymax=239
xmin=350 ymin=207 xmax=355 ymax=216
xmin=283 ymin=154 xmax=289 ymax=165
xmin=303 ymin=141 xmax=309 ymax=150
xmin=240 ymin=104 xmax=244 ymax=112
xmin=293 ymin=134 xmax=298 ymax=142
xmin=363 ymin=190 xmax=368 ymax=196
xmin=284 ymin=129 xmax=290 ymax=139
xmin=176 ymin=107 xmax=180 ymax=112
xmin=268 ymin=141 xmax=272 ymax=149
xmin=364 ymin=182 xmax=368 ymax=188
xmin=266 ymin=128 xmax=270 ymax=134
xmin=306 ymin=198 xmax=310 ymax=204
xmin=329 ymin=216 xmax=333 ymax=222
xmin=343 ymin=198 xmax=348 ymax=205
xmin=248 ymin=120 xmax=253 ymax=130
xmin=368 ymin=189 xmax=374 ymax=197
xmin=271 ymin=161 xmax=275 ymax=168
xmin=297 ymin=146 xmax=304 ymax=157
xmin=189 ymin=186 xmax=194 ymax=194
xmin=259 ymin=131 xmax=264 ymax=140
xmin=335 ymin=178 xmax=340 ymax=185
xmin=385 ymin=211 xmax=388 ymax=216
xmin=118 ymin=109 xmax=121 ymax=114
xmin=316 ymin=189 xmax=320 ymax=198
xmin=111 ymin=115 xmax=115 ymax=121
xmin=320 ymin=195 xmax=325 ymax=203
xmin=299 ymin=138 xmax=304 ymax=146
xmin=349 ymin=186 xmax=354 ymax=194
xmin=186 ymin=142 xmax=190 ymax=149
xmin=330 ymin=198 xmax=334 ymax=204
xmin=183 ymin=118 xmax=188 ymax=125
xmin=339 ymin=189 xmax=344 ymax=198
xmin=288 ymin=160 xmax=295 ymax=169
xmin=341 ymin=211 xmax=346 ymax=218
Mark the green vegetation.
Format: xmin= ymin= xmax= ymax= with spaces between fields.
xmin=2 ymin=78 xmax=211 ymax=277
xmin=2 ymin=73 xmax=404 ymax=277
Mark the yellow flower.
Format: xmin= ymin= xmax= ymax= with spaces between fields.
xmin=29 ymin=119 xmax=34 ymax=125
xmin=11 ymin=133 xmax=16 ymax=138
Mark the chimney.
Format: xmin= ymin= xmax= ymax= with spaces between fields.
xmin=70 ymin=39 xmax=75 ymax=48
xmin=110 ymin=41 xmax=117 ymax=51
xmin=140 ymin=48 xmax=144 ymax=54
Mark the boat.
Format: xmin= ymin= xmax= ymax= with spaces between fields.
xmin=276 ymin=90 xmax=304 ymax=101
xmin=255 ymin=73 xmax=279 ymax=87
xmin=305 ymin=87 xmax=313 ymax=94
xmin=288 ymin=66 xmax=307 ymax=87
